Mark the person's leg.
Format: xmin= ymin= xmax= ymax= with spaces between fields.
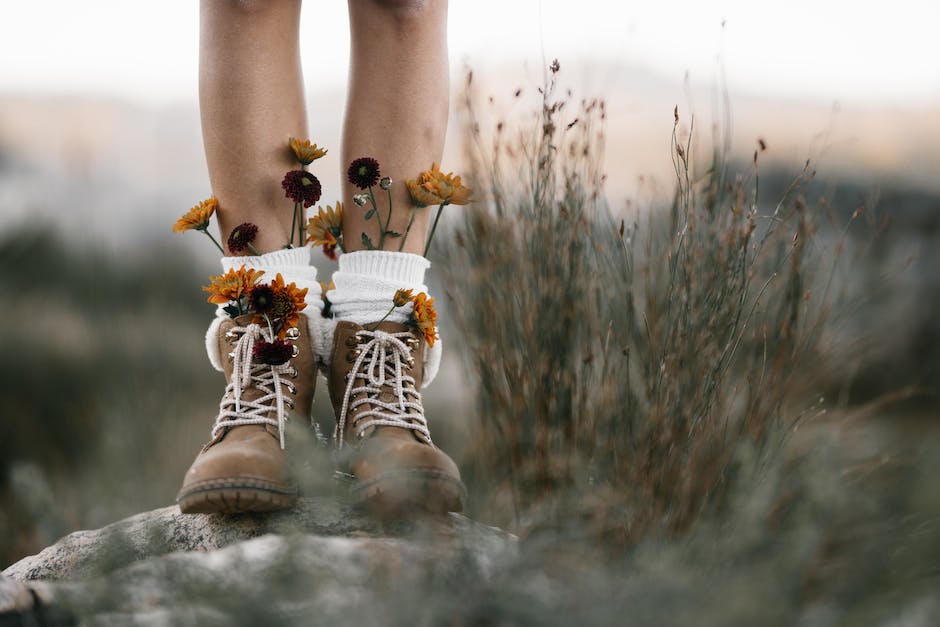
xmin=325 ymin=0 xmax=464 ymax=516
xmin=341 ymin=0 xmax=449 ymax=253
xmin=200 ymin=0 xmax=307 ymax=254
xmin=178 ymin=0 xmax=321 ymax=514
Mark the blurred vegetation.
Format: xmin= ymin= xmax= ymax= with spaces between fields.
xmin=2 ymin=62 xmax=939 ymax=624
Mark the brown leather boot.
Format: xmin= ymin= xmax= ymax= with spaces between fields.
xmin=177 ymin=313 xmax=316 ymax=513
xmin=327 ymin=320 xmax=466 ymax=517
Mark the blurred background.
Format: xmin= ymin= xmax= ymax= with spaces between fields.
xmin=1 ymin=0 xmax=938 ymax=568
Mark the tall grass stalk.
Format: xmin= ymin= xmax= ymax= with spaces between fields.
xmin=445 ymin=63 xmax=832 ymax=544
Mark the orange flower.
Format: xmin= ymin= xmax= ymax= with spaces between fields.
xmin=203 ymin=265 xmax=264 ymax=305
xmin=306 ymin=202 xmax=344 ymax=247
xmin=174 ymin=197 xmax=217 ymax=233
xmin=321 ymin=231 xmax=339 ymax=261
xmin=410 ymin=292 xmax=438 ymax=347
xmin=405 ymin=164 xmax=472 ymax=207
xmin=289 ymin=137 xmax=328 ymax=165
xmin=393 ymin=288 xmax=415 ymax=307
xmin=266 ymin=273 xmax=308 ymax=335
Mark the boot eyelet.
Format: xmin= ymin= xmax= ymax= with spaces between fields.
xmin=285 ymin=398 xmax=295 ymax=409
xmin=285 ymin=327 xmax=301 ymax=340
xmin=284 ymin=382 xmax=296 ymax=394
xmin=346 ymin=353 xmax=356 ymax=363
xmin=345 ymin=336 xmax=358 ymax=347
xmin=292 ymin=345 xmax=300 ymax=357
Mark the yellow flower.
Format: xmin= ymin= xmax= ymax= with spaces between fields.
xmin=266 ymin=273 xmax=308 ymax=335
xmin=289 ymin=137 xmax=328 ymax=165
xmin=174 ymin=197 xmax=218 ymax=233
xmin=405 ymin=164 xmax=472 ymax=207
xmin=305 ymin=202 xmax=344 ymax=246
xmin=203 ymin=265 xmax=264 ymax=305
xmin=393 ymin=288 xmax=415 ymax=307
xmin=410 ymin=292 xmax=438 ymax=347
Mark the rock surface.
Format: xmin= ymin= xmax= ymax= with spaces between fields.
xmin=2 ymin=497 xmax=517 ymax=624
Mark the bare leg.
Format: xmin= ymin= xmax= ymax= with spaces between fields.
xmin=200 ymin=0 xmax=308 ymax=254
xmin=342 ymin=0 xmax=450 ymax=254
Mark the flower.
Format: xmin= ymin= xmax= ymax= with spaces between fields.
xmin=353 ymin=194 xmax=369 ymax=207
xmin=173 ymin=197 xmax=217 ymax=233
xmin=267 ymin=273 xmax=308 ymax=334
xmin=288 ymin=137 xmax=327 ymax=165
xmin=203 ymin=266 xmax=264 ymax=305
xmin=282 ymin=170 xmax=322 ymax=208
xmin=379 ymin=176 xmax=393 ymax=190
xmin=248 ymin=283 xmax=276 ymax=315
xmin=405 ymin=164 xmax=472 ymax=207
xmin=321 ymin=231 xmax=339 ymax=261
xmin=306 ymin=202 xmax=343 ymax=246
xmin=253 ymin=339 xmax=294 ymax=366
xmin=227 ymin=222 xmax=259 ymax=254
xmin=347 ymin=157 xmax=381 ymax=189
xmin=410 ymin=292 xmax=438 ymax=347
xmin=393 ymin=288 xmax=414 ymax=307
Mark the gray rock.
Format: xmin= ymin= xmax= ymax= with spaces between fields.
xmin=2 ymin=497 xmax=517 ymax=624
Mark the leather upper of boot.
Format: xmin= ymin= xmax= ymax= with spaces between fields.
xmin=180 ymin=313 xmax=316 ymax=490
xmin=327 ymin=320 xmax=461 ymax=485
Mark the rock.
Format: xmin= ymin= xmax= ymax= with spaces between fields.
xmin=2 ymin=497 xmax=517 ymax=624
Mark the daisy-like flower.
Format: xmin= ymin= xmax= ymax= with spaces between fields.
xmin=173 ymin=197 xmax=217 ymax=232
xmin=393 ymin=288 xmax=415 ymax=307
xmin=282 ymin=170 xmax=322 ymax=208
xmin=379 ymin=176 xmax=393 ymax=190
xmin=268 ymin=273 xmax=308 ymax=334
xmin=248 ymin=283 xmax=276 ymax=315
xmin=410 ymin=292 xmax=438 ymax=347
xmin=253 ymin=339 xmax=294 ymax=366
xmin=405 ymin=164 xmax=472 ymax=207
xmin=227 ymin=222 xmax=260 ymax=255
xmin=321 ymin=231 xmax=339 ymax=261
xmin=288 ymin=137 xmax=327 ymax=166
xmin=203 ymin=266 xmax=264 ymax=306
xmin=347 ymin=157 xmax=381 ymax=189
xmin=306 ymin=202 xmax=344 ymax=246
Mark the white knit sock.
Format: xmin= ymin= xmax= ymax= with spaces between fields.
xmin=326 ymin=250 xmax=442 ymax=387
xmin=205 ymin=246 xmax=326 ymax=372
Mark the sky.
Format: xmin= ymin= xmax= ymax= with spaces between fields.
xmin=1 ymin=0 xmax=938 ymax=107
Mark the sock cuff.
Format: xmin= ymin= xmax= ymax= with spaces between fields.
xmin=221 ymin=245 xmax=312 ymax=272
xmin=337 ymin=250 xmax=429 ymax=286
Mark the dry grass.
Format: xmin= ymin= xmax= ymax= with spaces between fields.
xmin=444 ymin=62 xmax=842 ymax=544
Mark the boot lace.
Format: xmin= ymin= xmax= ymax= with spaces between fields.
xmin=213 ymin=323 xmax=296 ymax=449
xmin=335 ymin=329 xmax=430 ymax=448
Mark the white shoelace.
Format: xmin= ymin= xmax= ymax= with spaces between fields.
xmin=335 ymin=329 xmax=430 ymax=448
xmin=212 ymin=323 xmax=295 ymax=449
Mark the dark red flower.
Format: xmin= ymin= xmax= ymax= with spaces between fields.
xmin=281 ymin=170 xmax=322 ymax=208
xmin=347 ymin=157 xmax=381 ymax=189
xmin=227 ymin=222 xmax=259 ymax=254
xmin=253 ymin=339 xmax=294 ymax=366
xmin=248 ymin=284 xmax=276 ymax=315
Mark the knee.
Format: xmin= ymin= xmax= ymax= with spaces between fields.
xmin=206 ymin=0 xmax=290 ymax=16
xmin=367 ymin=0 xmax=432 ymax=18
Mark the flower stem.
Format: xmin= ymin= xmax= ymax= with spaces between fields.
xmin=422 ymin=202 xmax=448 ymax=257
xmin=247 ymin=242 xmax=260 ymax=256
xmin=368 ymin=304 xmax=397 ymax=331
xmin=368 ymin=186 xmax=384 ymax=249
xmin=202 ymin=230 xmax=226 ymax=255
xmin=289 ymin=201 xmax=299 ymax=248
xmin=399 ymin=206 xmax=417 ymax=252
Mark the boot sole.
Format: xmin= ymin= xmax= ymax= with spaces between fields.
xmin=176 ymin=478 xmax=297 ymax=514
xmin=350 ymin=468 xmax=467 ymax=518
